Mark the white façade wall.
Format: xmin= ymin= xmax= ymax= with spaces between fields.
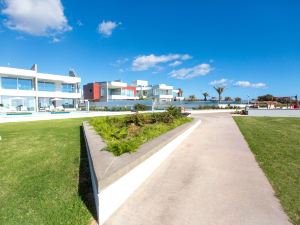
xmin=248 ymin=109 xmax=300 ymax=117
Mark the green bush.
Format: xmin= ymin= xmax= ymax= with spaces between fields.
xmin=166 ymin=105 xmax=182 ymax=118
xmin=125 ymin=113 xmax=146 ymax=126
xmin=134 ymin=103 xmax=148 ymax=111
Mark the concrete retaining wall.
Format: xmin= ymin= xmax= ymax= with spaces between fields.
xmin=248 ymin=109 xmax=300 ymax=117
xmin=82 ymin=118 xmax=201 ymax=225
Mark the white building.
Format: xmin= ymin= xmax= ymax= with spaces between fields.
xmin=132 ymin=80 xmax=180 ymax=102
xmin=0 ymin=65 xmax=81 ymax=112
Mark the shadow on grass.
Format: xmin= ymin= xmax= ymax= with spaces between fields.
xmin=79 ymin=126 xmax=97 ymax=220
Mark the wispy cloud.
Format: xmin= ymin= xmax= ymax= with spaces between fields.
xmin=234 ymin=81 xmax=267 ymax=88
xmin=169 ymin=63 xmax=212 ymax=79
xmin=209 ymin=78 xmax=229 ymax=87
xmin=98 ymin=20 xmax=120 ymax=37
xmin=169 ymin=60 xmax=182 ymax=67
xmin=1 ymin=0 xmax=71 ymax=39
xmin=132 ymin=54 xmax=191 ymax=71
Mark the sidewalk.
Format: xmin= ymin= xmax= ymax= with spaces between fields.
xmin=105 ymin=113 xmax=291 ymax=225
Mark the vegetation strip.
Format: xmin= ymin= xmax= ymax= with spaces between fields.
xmin=234 ymin=117 xmax=300 ymax=225
xmin=89 ymin=107 xmax=192 ymax=156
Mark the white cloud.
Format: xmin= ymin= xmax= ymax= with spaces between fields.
xmin=169 ymin=63 xmax=212 ymax=79
xmin=234 ymin=81 xmax=266 ymax=88
xmin=132 ymin=54 xmax=191 ymax=71
xmin=209 ymin=78 xmax=228 ymax=86
xmin=169 ymin=60 xmax=182 ymax=67
xmin=111 ymin=57 xmax=128 ymax=67
xmin=1 ymin=0 xmax=71 ymax=37
xmin=98 ymin=20 xmax=119 ymax=37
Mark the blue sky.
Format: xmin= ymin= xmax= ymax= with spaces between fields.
xmin=0 ymin=0 xmax=299 ymax=99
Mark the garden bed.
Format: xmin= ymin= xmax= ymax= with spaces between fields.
xmin=89 ymin=107 xmax=192 ymax=156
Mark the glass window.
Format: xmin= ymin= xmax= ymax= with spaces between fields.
xmin=38 ymin=81 xmax=55 ymax=91
xmin=101 ymin=88 xmax=105 ymax=96
xmin=2 ymin=77 xmax=17 ymax=89
xmin=62 ymin=99 xmax=75 ymax=108
xmin=62 ymin=83 xmax=75 ymax=93
xmin=18 ymin=78 xmax=33 ymax=90
xmin=1 ymin=96 xmax=35 ymax=111
xmin=38 ymin=98 xmax=52 ymax=108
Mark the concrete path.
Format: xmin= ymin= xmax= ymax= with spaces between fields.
xmin=106 ymin=113 xmax=291 ymax=225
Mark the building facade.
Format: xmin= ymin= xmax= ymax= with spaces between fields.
xmin=84 ymin=79 xmax=182 ymax=103
xmin=0 ymin=65 xmax=81 ymax=112
xmin=83 ymin=80 xmax=138 ymax=102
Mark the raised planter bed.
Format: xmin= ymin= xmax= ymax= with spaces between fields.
xmin=83 ymin=118 xmax=201 ymax=224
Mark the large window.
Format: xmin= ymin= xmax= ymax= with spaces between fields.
xmin=1 ymin=77 xmax=33 ymax=90
xmin=101 ymin=88 xmax=105 ymax=96
xmin=38 ymin=81 xmax=55 ymax=92
xmin=121 ymin=89 xmax=134 ymax=97
xmin=18 ymin=78 xmax=33 ymax=90
xmin=153 ymin=89 xmax=172 ymax=95
xmin=2 ymin=77 xmax=18 ymax=89
xmin=62 ymin=99 xmax=75 ymax=108
xmin=1 ymin=96 xmax=35 ymax=111
xmin=61 ymin=83 xmax=75 ymax=93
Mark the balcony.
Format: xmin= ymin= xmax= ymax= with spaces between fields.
xmin=109 ymin=95 xmax=139 ymax=100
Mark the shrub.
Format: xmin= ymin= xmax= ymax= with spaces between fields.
xmin=134 ymin=103 xmax=148 ymax=111
xmin=127 ymin=123 xmax=140 ymax=137
xmin=148 ymin=112 xmax=174 ymax=124
xmin=166 ymin=105 xmax=182 ymax=118
xmin=125 ymin=113 xmax=146 ymax=126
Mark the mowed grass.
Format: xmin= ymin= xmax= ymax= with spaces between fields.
xmin=234 ymin=117 xmax=300 ymax=225
xmin=0 ymin=118 xmax=95 ymax=225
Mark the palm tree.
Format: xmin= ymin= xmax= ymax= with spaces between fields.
xmin=214 ymin=86 xmax=225 ymax=103
xmin=202 ymin=92 xmax=209 ymax=101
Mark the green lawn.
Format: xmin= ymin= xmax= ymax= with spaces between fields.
xmin=0 ymin=112 xmax=191 ymax=224
xmin=0 ymin=118 xmax=94 ymax=225
xmin=234 ymin=117 xmax=300 ymax=225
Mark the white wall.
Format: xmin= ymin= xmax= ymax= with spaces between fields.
xmin=248 ymin=109 xmax=300 ymax=117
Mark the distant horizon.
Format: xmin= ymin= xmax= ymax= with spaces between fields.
xmin=0 ymin=0 xmax=299 ymax=100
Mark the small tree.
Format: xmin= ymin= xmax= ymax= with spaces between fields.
xmin=214 ymin=86 xmax=225 ymax=103
xmin=189 ymin=95 xmax=196 ymax=101
xmin=178 ymin=88 xmax=183 ymax=97
xmin=235 ymin=97 xmax=241 ymax=102
xmin=225 ymin=96 xmax=232 ymax=101
xmin=202 ymin=92 xmax=209 ymax=101
xmin=257 ymin=94 xmax=274 ymax=101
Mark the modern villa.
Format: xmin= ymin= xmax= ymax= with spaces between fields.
xmin=0 ymin=65 xmax=81 ymax=112
xmin=84 ymin=79 xmax=182 ymax=103
xmin=83 ymin=80 xmax=139 ymax=102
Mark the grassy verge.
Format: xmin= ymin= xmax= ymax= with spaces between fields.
xmin=234 ymin=117 xmax=300 ymax=225
xmin=0 ymin=118 xmax=94 ymax=225
xmin=90 ymin=112 xmax=192 ymax=156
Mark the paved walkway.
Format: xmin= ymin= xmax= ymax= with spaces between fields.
xmin=106 ymin=113 xmax=291 ymax=225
